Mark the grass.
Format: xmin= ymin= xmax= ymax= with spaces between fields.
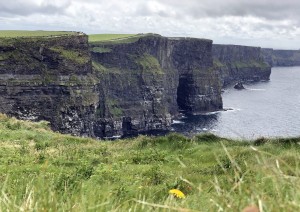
xmin=0 ymin=30 xmax=77 ymax=38
xmin=88 ymin=34 xmax=136 ymax=42
xmin=92 ymin=61 xmax=107 ymax=73
xmin=50 ymin=46 xmax=89 ymax=65
xmin=91 ymin=47 xmax=112 ymax=53
xmin=107 ymin=99 xmax=123 ymax=117
xmin=88 ymin=34 xmax=155 ymax=45
xmin=232 ymin=60 xmax=270 ymax=69
xmin=213 ymin=59 xmax=226 ymax=68
xmin=0 ymin=114 xmax=300 ymax=211
xmin=213 ymin=58 xmax=270 ymax=70
xmin=136 ymin=53 xmax=164 ymax=75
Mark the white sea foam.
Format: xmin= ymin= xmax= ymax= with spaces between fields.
xmin=200 ymin=111 xmax=221 ymax=115
xmin=195 ymin=127 xmax=209 ymax=131
xmin=247 ymin=88 xmax=266 ymax=91
xmin=104 ymin=135 xmax=122 ymax=140
xmin=224 ymin=107 xmax=241 ymax=112
xmin=172 ymin=120 xmax=185 ymax=124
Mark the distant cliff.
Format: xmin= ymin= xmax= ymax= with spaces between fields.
xmin=91 ymin=35 xmax=222 ymax=137
xmin=262 ymin=48 xmax=300 ymax=67
xmin=213 ymin=44 xmax=271 ymax=86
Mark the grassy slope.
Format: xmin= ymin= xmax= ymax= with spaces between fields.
xmin=0 ymin=114 xmax=300 ymax=211
xmin=0 ymin=30 xmax=77 ymax=38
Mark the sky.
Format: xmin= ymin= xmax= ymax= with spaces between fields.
xmin=0 ymin=0 xmax=299 ymax=49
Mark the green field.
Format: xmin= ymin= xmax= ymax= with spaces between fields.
xmin=0 ymin=114 xmax=300 ymax=211
xmin=88 ymin=34 xmax=155 ymax=45
xmin=0 ymin=30 xmax=77 ymax=38
xmin=88 ymin=34 xmax=136 ymax=42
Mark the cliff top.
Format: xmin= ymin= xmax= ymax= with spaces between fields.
xmin=88 ymin=33 xmax=156 ymax=45
xmin=89 ymin=34 xmax=137 ymax=42
xmin=0 ymin=31 xmax=91 ymax=76
xmin=89 ymin=33 xmax=212 ymax=45
xmin=213 ymin=43 xmax=261 ymax=49
xmin=167 ymin=36 xmax=212 ymax=42
xmin=0 ymin=30 xmax=81 ymax=38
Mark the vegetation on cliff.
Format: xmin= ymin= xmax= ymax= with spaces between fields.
xmin=88 ymin=34 xmax=136 ymax=42
xmin=88 ymin=33 xmax=157 ymax=45
xmin=213 ymin=59 xmax=269 ymax=69
xmin=0 ymin=114 xmax=300 ymax=211
xmin=0 ymin=30 xmax=77 ymax=38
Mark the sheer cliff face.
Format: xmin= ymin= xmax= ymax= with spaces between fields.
xmin=213 ymin=44 xmax=271 ymax=86
xmin=91 ymin=35 xmax=223 ymax=137
xmin=0 ymin=34 xmax=99 ymax=137
xmin=0 ymin=34 xmax=223 ymax=138
xmin=262 ymin=49 xmax=300 ymax=67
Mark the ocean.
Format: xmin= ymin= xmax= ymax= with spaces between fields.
xmin=172 ymin=66 xmax=300 ymax=139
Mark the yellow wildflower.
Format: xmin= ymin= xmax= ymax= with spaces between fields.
xmin=169 ymin=189 xmax=186 ymax=199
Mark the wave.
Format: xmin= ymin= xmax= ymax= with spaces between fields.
xmin=172 ymin=120 xmax=185 ymax=124
xmin=224 ymin=107 xmax=241 ymax=112
xmin=201 ymin=111 xmax=221 ymax=115
xmin=247 ymin=88 xmax=266 ymax=91
xmin=195 ymin=127 xmax=209 ymax=131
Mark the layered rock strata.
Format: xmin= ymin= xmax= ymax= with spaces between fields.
xmin=91 ymin=35 xmax=223 ymax=137
xmin=0 ymin=34 xmax=223 ymax=138
xmin=0 ymin=34 xmax=99 ymax=137
xmin=213 ymin=44 xmax=271 ymax=86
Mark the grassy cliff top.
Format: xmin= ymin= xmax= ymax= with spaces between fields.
xmin=0 ymin=114 xmax=300 ymax=211
xmin=88 ymin=33 xmax=159 ymax=45
xmin=0 ymin=30 xmax=79 ymax=38
xmin=88 ymin=34 xmax=137 ymax=42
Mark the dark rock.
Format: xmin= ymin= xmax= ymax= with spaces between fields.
xmin=234 ymin=82 xmax=245 ymax=90
xmin=0 ymin=33 xmax=98 ymax=137
xmin=223 ymin=108 xmax=234 ymax=111
xmin=91 ymin=35 xmax=223 ymax=137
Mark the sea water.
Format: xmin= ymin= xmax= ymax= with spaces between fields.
xmin=172 ymin=66 xmax=300 ymax=139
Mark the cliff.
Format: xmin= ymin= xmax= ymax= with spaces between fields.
xmin=91 ymin=34 xmax=223 ymax=137
xmin=0 ymin=33 xmax=223 ymax=138
xmin=213 ymin=44 xmax=271 ymax=86
xmin=0 ymin=33 xmax=100 ymax=137
xmin=262 ymin=48 xmax=300 ymax=67
xmin=261 ymin=48 xmax=274 ymax=67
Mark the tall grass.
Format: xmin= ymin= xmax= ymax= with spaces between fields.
xmin=0 ymin=114 xmax=300 ymax=211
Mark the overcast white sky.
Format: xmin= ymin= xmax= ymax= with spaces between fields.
xmin=0 ymin=0 xmax=299 ymax=49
